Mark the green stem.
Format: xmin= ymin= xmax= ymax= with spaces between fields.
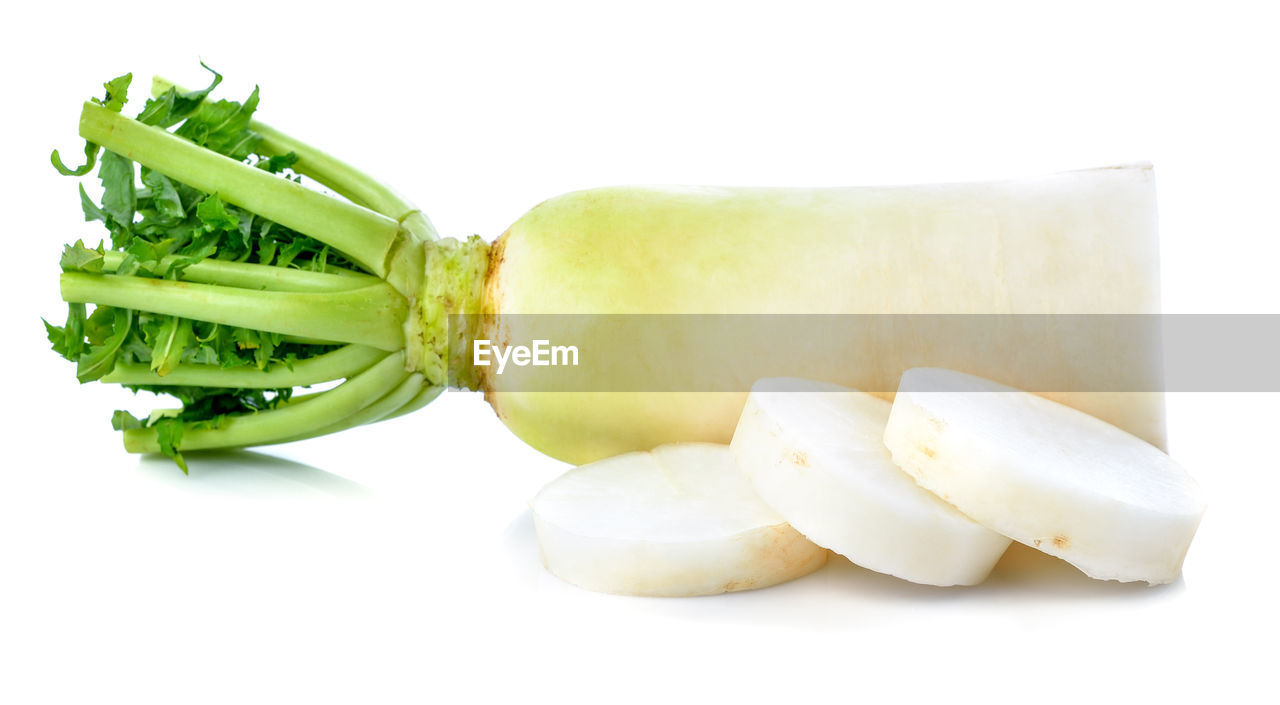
xmin=61 ymin=273 xmax=407 ymax=350
xmin=123 ymin=352 xmax=410 ymax=452
xmin=78 ymin=102 xmax=401 ymax=277
xmin=282 ymin=374 xmax=434 ymax=443
xmin=255 ymin=123 xmax=438 ymax=241
xmin=102 ymin=343 xmax=385 ymax=387
xmin=151 ymin=76 xmax=438 ymax=243
xmin=101 ymin=251 xmax=378 ymax=292
xmin=380 ymin=384 xmax=446 ymax=422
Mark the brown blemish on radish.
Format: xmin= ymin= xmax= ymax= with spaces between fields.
xmin=721 ymin=578 xmax=756 ymax=592
xmin=1033 ymin=536 xmax=1071 ymax=550
xmin=481 ymin=231 xmax=508 ymax=317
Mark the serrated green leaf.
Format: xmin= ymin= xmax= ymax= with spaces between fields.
xmin=195 ymin=193 xmax=239 ymax=231
xmin=43 ymin=319 xmax=68 ymax=357
xmin=98 ymin=151 xmax=136 ymax=228
xmin=79 ymin=184 xmax=107 ymax=223
xmin=115 ymin=253 xmax=142 ymax=277
xmin=257 ymin=236 xmax=277 ymax=266
xmin=137 ymin=63 xmax=223 ymax=128
xmin=95 ymin=73 xmax=133 ymax=113
xmin=275 ymin=238 xmax=307 ymax=269
xmin=111 ymin=410 xmax=144 ymax=431
xmin=51 ymin=72 xmax=129 ymax=176
xmin=176 ymin=86 xmax=261 ymax=161
xmin=84 ymin=305 xmax=115 ymax=346
xmin=44 ymin=302 xmax=87 ymax=362
xmin=141 ymin=169 xmax=184 ymax=221
xmin=60 ymin=240 xmax=105 ymax=273
xmin=153 ymin=418 xmax=187 ymax=474
xmin=258 ymin=152 xmax=299 ymax=174
xmin=52 ymin=140 xmax=101 ymax=176
xmin=49 ymin=65 xmax=371 ymax=467
xmin=77 ymin=308 xmax=132 ymax=383
xmin=123 ymin=238 xmax=175 ymax=275
xmin=149 ymin=317 xmax=192 ymax=376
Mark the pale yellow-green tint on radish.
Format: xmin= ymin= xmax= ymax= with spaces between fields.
xmin=484 ymin=166 xmax=1164 ymax=464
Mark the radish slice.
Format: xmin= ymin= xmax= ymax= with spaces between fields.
xmin=884 ymin=368 xmax=1206 ymax=585
xmin=531 ymin=443 xmax=827 ymax=596
xmin=730 ymin=379 xmax=1012 ymax=586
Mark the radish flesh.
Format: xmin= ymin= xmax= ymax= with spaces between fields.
xmin=531 ymin=443 xmax=828 ymax=596
xmin=730 ymin=378 xmax=1012 ymax=586
xmin=883 ymin=368 xmax=1206 ymax=585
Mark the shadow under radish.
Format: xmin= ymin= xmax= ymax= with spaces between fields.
xmin=133 ymin=449 xmax=373 ymax=499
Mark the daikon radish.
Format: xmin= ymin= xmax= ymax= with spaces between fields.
xmin=482 ymin=167 xmax=1166 ymax=464
xmin=49 ymin=68 xmax=1167 ymax=471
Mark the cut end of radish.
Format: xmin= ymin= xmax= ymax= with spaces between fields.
xmin=730 ymin=378 xmax=1012 ymax=587
xmin=530 ymin=443 xmax=828 ymax=597
xmin=884 ymin=367 xmax=1206 ymax=585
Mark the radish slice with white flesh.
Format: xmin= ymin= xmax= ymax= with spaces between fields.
xmin=531 ymin=443 xmax=828 ymax=596
xmin=883 ymin=368 xmax=1206 ymax=585
xmin=730 ymin=378 xmax=1012 ymax=586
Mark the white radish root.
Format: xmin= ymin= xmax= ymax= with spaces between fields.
xmin=531 ymin=443 xmax=828 ymax=596
xmin=730 ymin=378 xmax=1012 ymax=586
xmin=884 ymin=367 xmax=1206 ymax=585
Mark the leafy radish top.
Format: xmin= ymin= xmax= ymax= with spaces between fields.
xmin=45 ymin=66 xmax=375 ymax=471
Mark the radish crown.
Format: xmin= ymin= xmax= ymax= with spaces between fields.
xmin=45 ymin=66 xmax=470 ymax=471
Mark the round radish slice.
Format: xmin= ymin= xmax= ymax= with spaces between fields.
xmin=531 ymin=443 xmax=827 ymax=596
xmin=884 ymin=367 xmax=1206 ymax=585
xmin=730 ymin=378 xmax=1011 ymax=586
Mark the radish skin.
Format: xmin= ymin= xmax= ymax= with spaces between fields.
xmin=480 ymin=166 xmax=1165 ymax=464
xmin=883 ymin=368 xmax=1206 ymax=585
xmin=730 ymin=378 xmax=1011 ymax=586
xmin=531 ymin=443 xmax=828 ymax=596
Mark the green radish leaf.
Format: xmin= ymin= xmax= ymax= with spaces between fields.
xmin=115 ymin=253 xmax=142 ymax=277
xmin=196 ymin=193 xmax=239 ymax=231
xmin=51 ymin=140 xmax=101 ymax=177
xmin=77 ymin=308 xmax=132 ymax=383
xmin=84 ymin=305 xmax=116 ymax=346
xmin=176 ymin=86 xmax=261 ymax=161
xmin=49 ymin=65 xmax=368 ymax=464
xmin=44 ymin=303 xmax=87 ymax=362
xmin=97 ymin=73 xmax=133 ymax=113
xmin=123 ymin=237 xmax=176 ymax=276
xmin=275 ymin=238 xmax=307 ymax=269
xmin=153 ymin=418 xmax=188 ymax=474
xmin=78 ymin=184 xmax=107 ymax=223
xmin=43 ymin=319 xmax=68 ymax=358
xmin=149 ymin=317 xmax=193 ymax=376
xmin=98 ymin=151 xmax=136 ymax=228
xmin=59 ymin=240 xmax=105 ymax=273
xmin=141 ymin=169 xmax=184 ymax=221
xmin=111 ymin=410 xmax=144 ymax=431
xmin=50 ymin=72 xmax=131 ymax=176
xmin=258 ymin=152 xmax=299 ymax=174
xmin=137 ymin=63 xmax=223 ymax=128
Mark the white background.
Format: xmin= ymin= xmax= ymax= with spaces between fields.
xmin=2 ymin=1 xmax=1277 ymax=702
